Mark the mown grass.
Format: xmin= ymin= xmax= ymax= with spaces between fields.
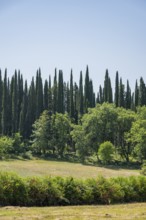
xmin=0 ymin=203 xmax=146 ymax=219
xmin=0 ymin=159 xmax=140 ymax=178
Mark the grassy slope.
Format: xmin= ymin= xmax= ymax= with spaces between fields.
xmin=0 ymin=203 xmax=146 ymax=220
xmin=0 ymin=159 xmax=140 ymax=178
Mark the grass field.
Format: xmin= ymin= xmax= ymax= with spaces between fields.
xmin=0 ymin=159 xmax=140 ymax=178
xmin=0 ymin=203 xmax=146 ymax=219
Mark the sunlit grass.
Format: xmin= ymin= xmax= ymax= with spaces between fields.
xmin=0 ymin=203 xmax=146 ymax=220
xmin=0 ymin=159 xmax=140 ymax=179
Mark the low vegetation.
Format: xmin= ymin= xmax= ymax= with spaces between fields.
xmin=0 ymin=171 xmax=146 ymax=206
xmin=0 ymin=203 xmax=146 ymax=220
xmin=0 ymin=159 xmax=139 ymax=178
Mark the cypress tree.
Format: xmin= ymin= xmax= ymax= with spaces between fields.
xmin=17 ymin=71 xmax=23 ymax=130
xmin=84 ymin=65 xmax=90 ymax=111
xmin=70 ymin=69 xmax=74 ymax=118
xmin=66 ymin=82 xmax=70 ymax=114
xmin=48 ymin=75 xmax=52 ymax=112
xmin=103 ymin=69 xmax=109 ymax=102
xmin=103 ymin=69 xmax=113 ymax=103
xmin=2 ymin=69 xmax=8 ymax=135
xmin=52 ymin=68 xmax=58 ymax=114
xmin=99 ymin=85 xmax=104 ymax=104
xmin=119 ymin=78 xmax=125 ymax=107
xmin=79 ymin=71 xmax=84 ymax=114
xmin=134 ymin=80 xmax=139 ymax=107
xmin=43 ymin=79 xmax=48 ymax=110
xmin=125 ymin=80 xmax=131 ymax=109
xmin=12 ymin=70 xmax=18 ymax=134
xmin=139 ymin=77 xmax=146 ymax=106
xmin=19 ymin=80 xmax=28 ymax=138
xmin=25 ymin=77 xmax=36 ymax=138
xmin=108 ymin=77 xmax=113 ymax=103
xmin=57 ymin=70 xmax=64 ymax=113
xmin=74 ymin=82 xmax=79 ymax=124
xmin=114 ymin=71 xmax=119 ymax=107
xmin=36 ymin=68 xmax=43 ymax=119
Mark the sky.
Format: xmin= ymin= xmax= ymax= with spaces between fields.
xmin=0 ymin=0 xmax=146 ymax=93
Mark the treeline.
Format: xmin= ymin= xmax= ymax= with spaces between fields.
xmin=0 ymin=66 xmax=146 ymax=139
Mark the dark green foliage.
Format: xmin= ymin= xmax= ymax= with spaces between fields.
xmin=103 ymin=69 xmax=113 ymax=103
xmin=36 ymin=69 xmax=43 ymax=118
xmin=48 ymin=75 xmax=53 ymax=112
xmin=119 ymin=78 xmax=125 ymax=107
xmin=57 ymin=70 xmax=64 ymax=113
xmin=70 ymin=70 xmax=74 ymax=119
xmin=52 ymin=68 xmax=58 ymax=113
xmin=79 ymin=71 xmax=84 ymax=114
xmin=1 ymin=172 xmax=146 ymax=206
xmin=43 ymin=79 xmax=48 ymax=110
xmin=114 ymin=71 xmax=119 ymax=107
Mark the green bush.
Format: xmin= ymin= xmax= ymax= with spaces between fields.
xmin=0 ymin=172 xmax=146 ymax=206
xmin=98 ymin=141 xmax=115 ymax=164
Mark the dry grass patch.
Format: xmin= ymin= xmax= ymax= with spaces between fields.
xmin=0 ymin=159 xmax=140 ymax=179
xmin=0 ymin=203 xmax=146 ymax=220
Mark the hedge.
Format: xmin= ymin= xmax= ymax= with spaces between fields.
xmin=0 ymin=172 xmax=146 ymax=206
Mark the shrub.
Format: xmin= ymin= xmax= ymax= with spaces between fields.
xmin=0 ymin=172 xmax=146 ymax=206
xmin=98 ymin=141 xmax=115 ymax=164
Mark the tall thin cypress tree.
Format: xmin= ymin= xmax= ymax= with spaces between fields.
xmin=57 ymin=70 xmax=64 ymax=113
xmin=48 ymin=75 xmax=52 ymax=112
xmin=114 ymin=71 xmax=119 ymax=107
xmin=2 ymin=69 xmax=8 ymax=135
xmin=52 ymin=68 xmax=58 ymax=114
xmin=79 ymin=71 xmax=84 ymax=114
xmin=134 ymin=80 xmax=139 ymax=107
xmin=125 ymin=80 xmax=131 ymax=109
xmin=43 ymin=79 xmax=48 ymax=110
xmin=36 ymin=68 xmax=43 ymax=119
xmin=84 ymin=65 xmax=90 ymax=111
xmin=19 ymin=80 xmax=28 ymax=138
xmin=11 ymin=70 xmax=18 ymax=133
xmin=70 ymin=69 xmax=74 ymax=118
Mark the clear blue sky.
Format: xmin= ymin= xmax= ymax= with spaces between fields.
xmin=0 ymin=0 xmax=146 ymax=93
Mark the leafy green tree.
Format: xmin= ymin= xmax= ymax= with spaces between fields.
xmin=12 ymin=133 xmax=24 ymax=155
xmin=98 ymin=141 xmax=115 ymax=164
xmin=71 ymin=103 xmax=118 ymax=159
xmin=128 ymin=106 xmax=146 ymax=161
xmin=53 ymin=113 xmax=71 ymax=157
xmin=116 ymin=107 xmax=136 ymax=162
xmin=31 ymin=110 xmax=53 ymax=155
xmin=71 ymin=124 xmax=88 ymax=162
xmin=0 ymin=136 xmax=14 ymax=158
